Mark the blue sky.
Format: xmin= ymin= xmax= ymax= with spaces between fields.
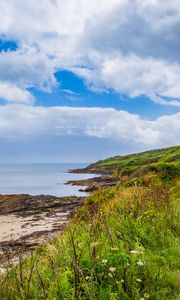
xmin=0 ymin=40 xmax=18 ymax=52
xmin=33 ymin=70 xmax=179 ymax=119
xmin=0 ymin=0 xmax=179 ymax=162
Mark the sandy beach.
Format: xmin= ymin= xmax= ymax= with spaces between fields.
xmin=0 ymin=194 xmax=83 ymax=269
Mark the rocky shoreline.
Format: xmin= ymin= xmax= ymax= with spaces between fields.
xmin=0 ymin=170 xmax=117 ymax=270
xmin=66 ymin=175 xmax=118 ymax=192
xmin=0 ymin=194 xmax=83 ymax=269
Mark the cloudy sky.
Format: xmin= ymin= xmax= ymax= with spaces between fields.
xmin=0 ymin=0 xmax=179 ymax=163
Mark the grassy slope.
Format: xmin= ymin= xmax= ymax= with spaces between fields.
xmin=85 ymin=145 xmax=180 ymax=175
xmin=0 ymin=146 xmax=180 ymax=300
xmin=98 ymin=145 xmax=180 ymax=166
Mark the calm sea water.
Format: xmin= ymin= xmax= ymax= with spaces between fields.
xmin=0 ymin=163 xmax=95 ymax=196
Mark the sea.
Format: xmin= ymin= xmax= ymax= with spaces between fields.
xmin=0 ymin=163 xmax=96 ymax=196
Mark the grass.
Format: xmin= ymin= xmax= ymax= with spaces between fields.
xmin=0 ymin=163 xmax=180 ymax=299
xmin=88 ymin=146 xmax=180 ymax=175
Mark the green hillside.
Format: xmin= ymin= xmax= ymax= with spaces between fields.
xmin=0 ymin=146 xmax=180 ymax=300
xmin=78 ymin=145 xmax=180 ymax=176
xmin=97 ymin=146 xmax=180 ymax=167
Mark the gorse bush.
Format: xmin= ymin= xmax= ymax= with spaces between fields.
xmin=0 ymin=174 xmax=180 ymax=299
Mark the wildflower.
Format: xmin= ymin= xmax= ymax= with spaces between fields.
xmin=108 ymin=273 xmax=113 ymax=278
xmin=136 ymin=278 xmax=142 ymax=282
xmin=111 ymin=247 xmax=118 ymax=251
xmin=140 ymin=298 xmax=145 ymax=300
xmin=130 ymin=250 xmax=140 ymax=254
xmin=102 ymin=259 xmax=108 ymax=266
xmin=121 ymin=279 xmax=124 ymax=283
xmin=109 ymin=267 xmax=116 ymax=273
xmin=144 ymin=293 xmax=150 ymax=299
xmin=91 ymin=241 xmax=98 ymax=247
xmin=85 ymin=276 xmax=91 ymax=282
xmin=137 ymin=260 xmax=144 ymax=266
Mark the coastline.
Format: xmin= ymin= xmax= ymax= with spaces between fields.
xmin=66 ymin=175 xmax=118 ymax=192
xmin=0 ymin=194 xmax=84 ymax=269
xmin=0 ymin=167 xmax=116 ymax=269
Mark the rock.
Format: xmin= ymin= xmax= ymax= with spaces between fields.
xmin=67 ymin=175 xmax=119 ymax=193
xmin=0 ymin=194 xmax=84 ymax=265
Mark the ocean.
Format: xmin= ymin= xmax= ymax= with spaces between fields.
xmin=0 ymin=163 xmax=95 ymax=196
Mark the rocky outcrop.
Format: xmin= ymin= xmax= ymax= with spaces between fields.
xmin=0 ymin=194 xmax=83 ymax=217
xmin=0 ymin=194 xmax=84 ymax=267
xmin=66 ymin=176 xmax=119 ymax=192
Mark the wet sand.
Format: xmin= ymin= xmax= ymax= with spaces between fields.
xmin=0 ymin=194 xmax=83 ymax=269
xmin=0 ymin=212 xmax=69 ymax=242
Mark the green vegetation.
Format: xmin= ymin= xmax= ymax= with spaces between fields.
xmin=0 ymin=146 xmax=180 ymax=299
xmin=88 ymin=145 xmax=180 ymax=176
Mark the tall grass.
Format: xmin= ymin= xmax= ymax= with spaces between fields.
xmin=0 ymin=173 xmax=180 ymax=299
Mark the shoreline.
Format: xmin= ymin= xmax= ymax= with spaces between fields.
xmin=66 ymin=174 xmax=118 ymax=192
xmin=0 ymin=194 xmax=84 ymax=268
xmin=0 ymin=169 xmax=116 ymax=269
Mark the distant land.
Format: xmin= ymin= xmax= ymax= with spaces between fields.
xmin=72 ymin=145 xmax=180 ymax=174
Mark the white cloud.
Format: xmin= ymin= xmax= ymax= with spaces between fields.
xmin=72 ymin=53 xmax=180 ymax=107
xmin=0 ymin=0 xmax=180 ymax=105
xmin=0 ymin=105 xmax=179 ymax=148
xmin=0 ymin=46 xmax=57 ymax=102
xmin=0 ymin=82 xmax=33 ymax=103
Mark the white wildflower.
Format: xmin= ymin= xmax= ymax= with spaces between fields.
xmin=121 ymin=279 xmax=124 ymax=283
xmin=111 ymin=247 xmax=118 ymax=251
xmin=137 ymin=260 xmax=144 ymax=266
xmin=108 ymin=273 xmax=113 ymax=278
xmin=136 ymin=278 xmax=142 ymax=282
xmin=109 ymin=267 xmax=116 ymax=273
xmin=130 ymin=250 xmax=140 ymax=254
xmin=85 ymin=276 xmax=91 ymax=281
xmin=102 ymin=259 xmax=108 ymax=266
xmin=144 ymin=293 xmax=150 ymax=299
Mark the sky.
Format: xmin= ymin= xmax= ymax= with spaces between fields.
xmin=0 ymin=0 xmax=180 ymax=163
